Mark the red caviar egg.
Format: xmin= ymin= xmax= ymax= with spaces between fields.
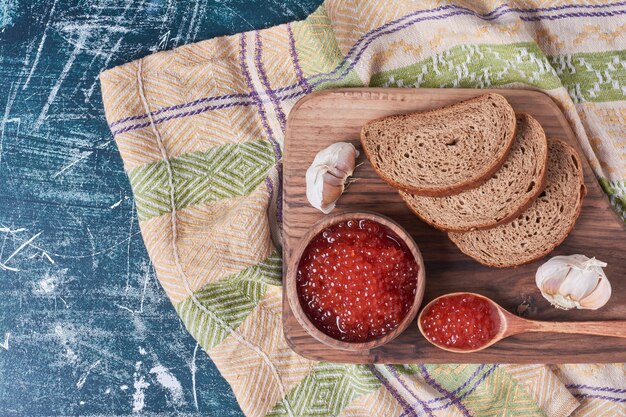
xmin=420 ymin=294 xmax=500 ymax=350
xmin=297 ymin=219 xmax=418 ymax=343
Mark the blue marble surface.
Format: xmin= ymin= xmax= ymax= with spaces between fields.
xmin=0 ymin=1 xmax=322 ymax=415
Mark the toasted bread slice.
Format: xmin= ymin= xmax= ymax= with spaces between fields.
xmin=401 ymin=114 xmax=548 ymax=232
xmin=448 ymin=138 xmax=586 ymax=268
xmin=360 ymin=93 xmax=516 ymax=196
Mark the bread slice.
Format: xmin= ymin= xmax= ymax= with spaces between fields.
xmin=449 ymin=138 xmax=586 ymax=268
xmin=360 ymin=93 xmax=516 ymax=196
xmin=400 ymin=114 xmax=548 ymax=232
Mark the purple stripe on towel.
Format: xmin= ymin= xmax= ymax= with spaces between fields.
xmin=513 ymin=0 xmax=626 ymax=14
xmin=265 ymin=176 xmax=274 ymax=203
xmin=398 ymin=366 xmax=493 ymax=417
xmin=287 ymin=23 xmax=311 ymax=94
xmin=419 ymin=365 xmax=475 ymax=417
xmin=255 ymin=31 xmax=288 ymax=131
xmin=425 ymin=365 xmax=486 ymax=406
xmin=573 ymin=393 xmax=626 ymax=403
xmin=111 ymin=99 xmax=256 ymax=136
xmin=108 ymin=92 xmax=250 ymax=128
xmin=520 ymin=9 xmax=626 ymax=21
xmin=386 ymin=366 xmax=435 ymax=417
xmin=393 ymin=364 xmax=486 ymax=417
xmin=368 ymin=365 xmax=420 ymax=417
xmin=431 ymin=365 xmax=496 ymax=411
xmin=567 ymin=384 xmax=626 ymax=394
xmin=239 ymin=33 xmax=282 ymax=161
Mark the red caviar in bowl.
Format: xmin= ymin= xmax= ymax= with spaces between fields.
xmin=297 ymin=219 xmax=418 ymax=343
xmin=420 ymin=294 xmax=500 ymax=350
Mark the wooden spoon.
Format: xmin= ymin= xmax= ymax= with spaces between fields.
xmin=418 ymin=292 xmax=626 ymax=353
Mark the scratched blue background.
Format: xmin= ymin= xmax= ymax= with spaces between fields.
xmin=0 ymin=1 xmax=322 ymax=415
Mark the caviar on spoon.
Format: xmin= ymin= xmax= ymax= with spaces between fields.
xmin=418 ymin=292 xmax=626 ymax=353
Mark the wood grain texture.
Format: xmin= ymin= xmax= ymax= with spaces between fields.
xmin=282 ymin=88 xmax=626 ymax=364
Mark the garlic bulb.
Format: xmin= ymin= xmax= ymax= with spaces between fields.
xmin=535 ymin=255 xmax=611 ymax=310
xmin=306 ymin=142 xmax=359 ymax=214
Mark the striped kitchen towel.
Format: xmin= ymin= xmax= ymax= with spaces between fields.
xmin=100 ymin=1 xmax=626 ymax=416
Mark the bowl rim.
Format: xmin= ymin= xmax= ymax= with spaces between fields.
xmin=285 ymin=209 xmax=426 ymax=352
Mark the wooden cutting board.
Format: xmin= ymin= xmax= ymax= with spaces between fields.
xmin=282 ymin=88 xmax=626 ymax=363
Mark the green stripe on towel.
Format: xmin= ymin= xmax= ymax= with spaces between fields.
xmin=267 ymin=363 xmax=381 ymax=417
xmin=128 ymin=140 xmax=276 ymax=221
xmin=175 ymin=251 xmax=281 ymax=350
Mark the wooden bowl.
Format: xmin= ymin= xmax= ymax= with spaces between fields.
xmin=285 ymin=210 xmax=426 ymax=352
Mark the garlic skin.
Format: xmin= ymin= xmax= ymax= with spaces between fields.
xmin=535 ymin=255 xmax=611 ymax=310
xmin=306 ymin=142 xmax=359 ymax=214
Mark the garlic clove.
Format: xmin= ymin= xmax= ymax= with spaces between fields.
xmin=558 ymin=266 xmax=602 ymax=303
xmin=317 ymin=172 xmax=343 ymax=214
xmin=536 ymin=267 xmax=570 ymax=296
xmin=535 ymin=254 xmax=611 ymax=310
xmin=578 ymin=277 xmax=611 ymax=310
xmin=322 ymin=170 xmax=348 ymax=188
xmin=545 ymin=293 xmax=581 ymax=310
xmin=329 ymin=147 xmax=358 ymax=177
xmin=306 ymin=142 xmax=359 ymax=214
